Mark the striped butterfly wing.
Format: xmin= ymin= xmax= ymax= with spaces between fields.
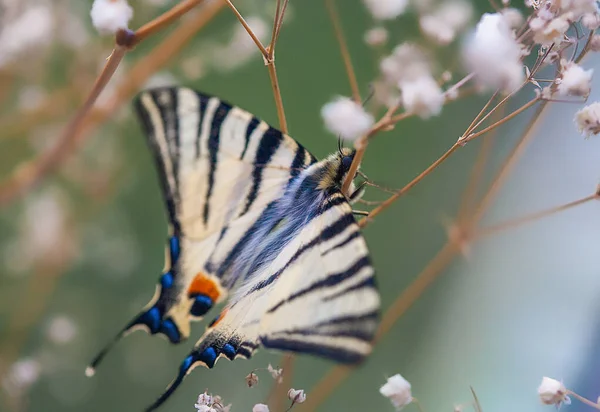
xmin=89 ymin=87 xmax=316 ymax=372
xmin=146 ymin=191 xmax=379 ymax=411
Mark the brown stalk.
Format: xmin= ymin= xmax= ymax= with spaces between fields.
xmin=133 ymin=0 xmax=205 ymax=45
xmin=567 ymin=390 xmax=600 ymax=410
xmin=475 ymin=193 xmax=598 ymax=238
xmin=0 ymin=44 xmax=127 ymax=205
xmin=0 ymin=0 xmax=224 ymax=206
xmin=359 ymin=143 xmax=460 ymax=227
xmin=224 ymin=0 xmax=288 ymax=133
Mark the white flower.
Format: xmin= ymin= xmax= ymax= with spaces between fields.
xmin=538 ymin=377 xmax=571 ymax=406
xmin=419 ymin=0 xmax=473 ymax=45
xmin=380 ymin=43 xmax=431 ymax=84
xmin=321 ymin=97 xmax=374 ymax=141
xmin=575 ymin=102 xmax=600 ymax=137
xmin=590 ymin=34 xmax=600 ymax=51
xmin=380 ymin=374 xmax=412 ymax=410
xmin=399 ymin=75 xmax=444 ymax=118
xmin=267 ymin=364 xmax=283 ymax=383
xmin=557 ymin=60 xmax=593 ymax=97
xmin=501 ymin=8 xmax=524 ymax=29
xmin=91 ymin=0 xmax=134 ymax=35
xmin=245 ymin=372 xmax=259 ymax=388
xmin=195 ymin=406 xmax=216 ymax=412
xmin=287 ymin=388 xmax=307 ymax=404
xmin=0 ymin=6 xmax=54 ymax=68
xmin=364 ymin=27 xmax=389 ymax=47
xmin=530 ymin=16 xmax=570 ymax=45
xmin=582 ymin=12 xmax=600 ymax=29
xmin=46 ymin=315 xmax=77 ymax=345
xmin=253 ymin=404 xmax=269 ymax=412
xmin=463 ymin=13 xmax=524 ymax=93
xmin=560 ymin=0 xmax=599 ymax=19
xmin=195 ymin=392 xmax=213 ymax=407
xmin=362 ymin=0 xmax=409 ymax=20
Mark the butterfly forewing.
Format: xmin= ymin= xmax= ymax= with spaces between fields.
xmin=89 ymin=87 xmax=315 ymax=371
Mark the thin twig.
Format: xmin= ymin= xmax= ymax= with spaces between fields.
xmin=568 ymin=390 xmax=600 ymax=410
xmin=475 ymin=193 xmax=598 ymax=238
xmin=133 ymin=0 xmax=205 ymax=45
xmin=223 ymin=0 xmax=269 ymax=58
xmin=359 ymin=143 xmax=460 ymax=227
xmin=325 ymin=0 xmax=361 ymax=104
xmin=0 ymin=1 xmax=225 ymax=206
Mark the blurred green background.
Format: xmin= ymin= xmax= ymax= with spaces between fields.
xmin=1 ymin=1 xmax=600 ymax=411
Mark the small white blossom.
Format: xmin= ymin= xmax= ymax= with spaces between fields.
xmin=91 ymin=0 xmax=134 ymax=35
xmin=195 ymin=392 xmax=213 ymax=407
xmin=538 ymin=377 xmax=571 ymax=406
xmin=195 ymin=407 xmax=217 ymax=412
xmin=419 ymin=0 xmax=473 ymax=45
xmin=321 ymin=97 xmax=374 ymax=141
xmin=245 ymin=372 xmax=259 ymax=388
xmin=560 ymin=0 xmax=599 ymax=19
xmin=364 ymin=27 xmax=388 ymax=47
xmin=362 ymin=0 xmax=409 ymax=20
xmin=590 ymin=34 xmax=600 ymax=51
xmin=501 ymin=8 xmax=524 ymax=28
xmin=399 ymin=75 xmax=445 ymax=118
xmin=582 ymin=12 xmax=600 ymax=29
xmin=557 ymin=60 xmax=593 ymax=97
xmin=530 ymin=16 xmax=570 ymax=45
xmin=253 ymin=404 xmax=269 ymax=412
xmin=380 ymin=43 xmax=431 ymax=84
xmin=3 ymin=358 xmax=42 ymax=394
xmin=268 ymin=364 xmax=283 ymax=383
xmin=575 ymin=102 xmax=600 ymax=137
xmin=463 ymin=13 xmax=524 ymax=93
xmin=380 ymin=374 xmax=412 ymax=410
xmin=287 ymin=388 xmax=307 ymax=404
xmin=0 ymin=6 xmax=54 ymax=67
xmin=46 ymin=315 xmax=77 ymax=345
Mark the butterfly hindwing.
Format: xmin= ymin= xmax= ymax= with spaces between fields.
xmin=146 ymin=172 xmax=379 ymax=410
xmin=89 ymin=87 xmax=316 ymax=372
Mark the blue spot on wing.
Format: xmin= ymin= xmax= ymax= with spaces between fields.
xmin=222 ymin=343 xmax=236 ymax=360
xmin=169 ymin=236 xmax=180 ymax=263
xmin=190 ymin=295 xmax=213 ymax=317
xmin=160 ymin=272 xmax=174 ymax=289
xmin=198 ymin=347 xmax=217 ymax=368
xmin=138 ymin=307 xmax=161 ymax=333
xmin=160 ymin=319 xmax=181 ymax=343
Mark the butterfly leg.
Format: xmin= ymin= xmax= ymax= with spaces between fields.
xmin=352 ymin=210 xmax=370 ymax=216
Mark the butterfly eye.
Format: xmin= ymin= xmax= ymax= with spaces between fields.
xmin=342 ymin=155 xmax=353 ymax=171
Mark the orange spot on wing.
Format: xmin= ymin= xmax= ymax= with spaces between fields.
xmin=188 ymin=273 xmax=221 ymax=302
xmin=210 ymin=309 xmax=228 ymax=328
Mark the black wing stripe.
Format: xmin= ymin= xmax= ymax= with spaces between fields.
xmin=203 ymin=102 xmax=230 ymax=225
xmin=195 ymin=93 xmax=209 ymax=159
xmin=134 ymin=92 xmax=181 ymax=233
xmin=321 ymin=231 xmax=361 ymax=256
xmin=259 ymin=212 xmax=357 ymax=302
xmin=260 ymin=336 xmax=366 ymax=364
xmin=240 ymin=117 xmax=260 ymax=160
xmin=266 ymin=256 xmax=371 ymax=313
xmin=240 ymin=127 xmax=283 ymax=216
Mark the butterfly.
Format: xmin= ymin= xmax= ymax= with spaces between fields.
xmin=87 ymin=86 xmax=380 ymax=410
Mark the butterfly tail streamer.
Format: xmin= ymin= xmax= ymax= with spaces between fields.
xmin=145 ymin=353 xmax=204 ymax=412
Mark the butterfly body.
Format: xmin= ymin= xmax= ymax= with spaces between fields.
xmin=88 ymin=87 xmax=380 ymax=410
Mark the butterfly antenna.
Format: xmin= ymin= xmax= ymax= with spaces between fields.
xmin=362 ymin=84 xmax=376 ymax=107
xmin=337 ymin=136 xmax=343 ymax=154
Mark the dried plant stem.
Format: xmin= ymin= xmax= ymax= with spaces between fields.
xmin=463 ymin=90 xmax=500 ymax=137
xmin=0 ymin=45 xmax=127 ymax=205
xmin=325 ymin=0 xmax=361 ymax=104
xmin=568 ymin=390 xmax=600 ymax=410
xmin=267 ymin=354 xmax=295 ymax=411
xmin=359 ymin=143 xmax=460 ymax=227
xmin=224 ymin=0 xmax=289 ymax=133
xmin=461 ymin=97 xmax=540 ymax=143
xmin=267 ymin=61 xmax=288 ymax=134
xmin=0 ymin=0 xmax=225 ymax=206
xmin=133 ymin=0 xmax=205 ymax=45
xmin=223 ymin=0 xmax=270 ymax=58
xmin=475 ymin=193 xmax=598 ymax=238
